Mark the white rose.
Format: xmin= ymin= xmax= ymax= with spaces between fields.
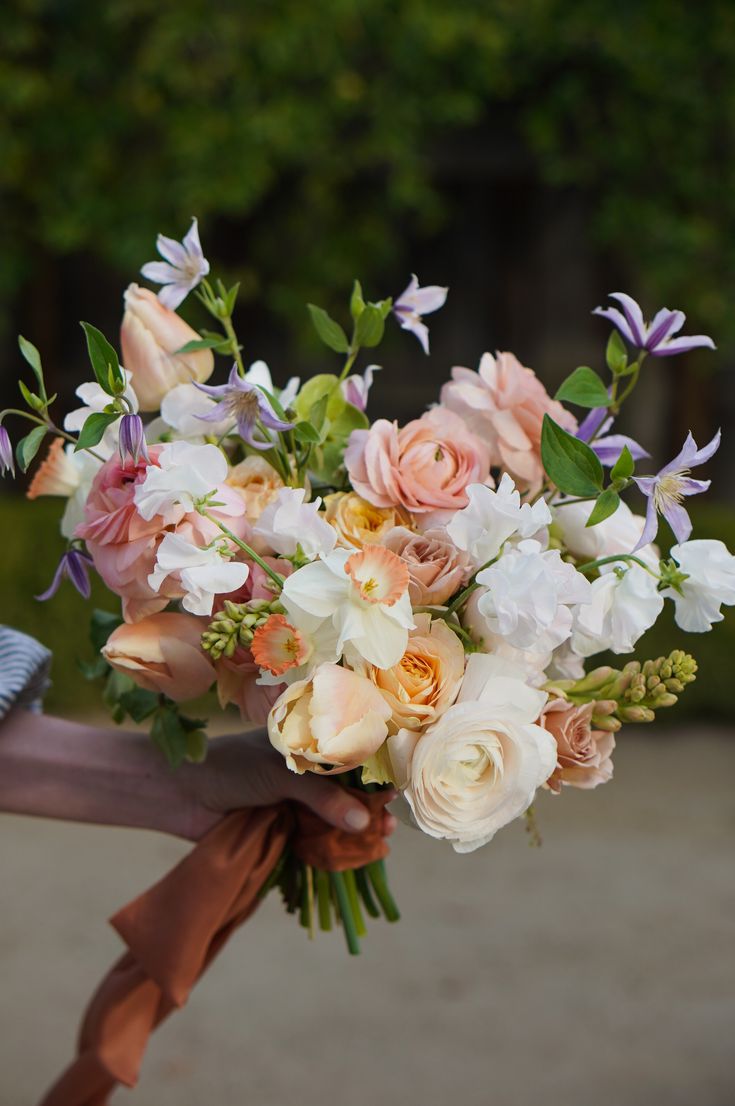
xmin=571 ymin=562 xmax=663 ymax=657
xmin=664 ymin=540 xmax=735 ymax=631
xmin=401 ymin=653 xmax=556 ymax=853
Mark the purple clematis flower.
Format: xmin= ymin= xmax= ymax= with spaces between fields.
xmin=593 ymin=293 xmax=715 ymax=357
xmin=141 ymin=217 xmax=210 ymax=311
xmin=577 ymin=405 xmax=649 ymax=467
xmin=36 ymin=548 xmax=94 ymax=601
xmin=341 ymin=364 xmax=379 ymax=412
xmin=393 ymin=275 xmax=448 ymax=355
xmin=118 ymin=413 xmax=149 ymax=465
xmin=633 ymin=429 xmax=721 ymax=551
xmin=0 ymin=426 xmax=14 ymax=477
xmin=196 ymin=364 xmax=295 ymax=450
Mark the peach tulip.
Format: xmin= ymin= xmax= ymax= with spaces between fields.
xmin=102 ymin=612 xmax=215 ymax=701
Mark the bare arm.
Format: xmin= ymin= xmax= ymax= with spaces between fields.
xmin=0 ymin=710 xmax=397 ymax=841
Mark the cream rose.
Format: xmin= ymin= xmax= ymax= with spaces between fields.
xmin=400 ymin=653 xmax=556 ymax=852
xmin=268 ymin=663 xmax=392 ymax=774
xmin=324 ymin=491 xmax=410 ymax=548
xmin=227 ymin=456 xmax=285 ymax=523
xmin=102 ymin=612 xmax=215 ymax=702
xmin=381 ymin=525 xmax=469 ymax=606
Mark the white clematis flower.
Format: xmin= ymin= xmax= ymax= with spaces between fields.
xmin=447 ymin=475 xmax=552 ymax=567
xmin=281 ymin=545 xmax=414 ymax=669
xmin=664 ymin=540 xmax=735 ymax=632
xmin=474 ymin=539 xmax=591 ymax=652
xmin=571 ymin=562 xmax=663 ymax=657
xmin=134 ymin=441 xmax=228 ymax=521
xmin=148 ymin=532 xmax=249 ymax=616
xmin=254 ymin=487 xmax=337 ymax=560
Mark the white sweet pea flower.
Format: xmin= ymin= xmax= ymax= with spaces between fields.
xmin=664 ymin=540 xmax=735 ymax=632
xmin=64 ymin=370 xmax=139 ymax=434
xmin=554 ymin=498 xmax=658 ymax=566
xmin=447 ymin=475 xmax=552 ymax=567
xmin=474 ymin=539 xmax=591 ymax=652
xmin=159 ymin=382 xmax=232 ymax=440
xmin=281 ymin=545 xmax=414 ymax=669
xmin=134 ymin=440 xmax=228 ymax=521
xmin=400 ymin=653 xmax=556 ymax=853
xmin=244 ymin=359 xmax=300 ymax=411
xmin=254 ymin=487 xmax=337 ymax=560
xmin=571 ymin=562 xmax=663 ymax=657
xmin=148 ymin=532 xmax=249 ymax=616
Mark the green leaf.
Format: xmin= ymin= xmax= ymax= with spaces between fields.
xmin=15 ymin=425 xmax=47 ymax=472
xmin=293 ymin=420 xmax=322 ymax=444
xmin=90 ymin=608 xmax=124 ymax=653
xmin=354 ymin=303 xmax=385 ymax=348
xmin=224 ymin=281 xmax=240 ymax=315
xmin=585 ymin=488 xmax=621 ymax=527
xmin=18 ymin=335 xmax=46 ymax=399
xmin=255 ymin=384 xmax=290 ymax=422
xmin=119 ymin=687 xmax=160 ymax=723
xmin=80 ymin=321 xmax=124 ymax=394
xmin=150 ymin=706 xmax=189 ymax=768
xmin=175 ymin=337 xmax=226 ymax=354
xmin=74 ymin=411 xmax=119 ymax=451
xmin=293 ymin=374 xmax=344 ymax=421
xmin=350 ymin=279 xmax=365 ymax=321
xmin=307 ymin=305 xmax=350 ymax=353
xmin=555 ymin=366 xmax=611 ymax=408
xmin=308 ymin=394 xmax=329 ymax=436
xmin=78 ymin=656 xmax=109 ymax=681
xmin=610 ymin=445 xmax=635 ymax=482
xmin=376 ymin=297 xmax=393 ymax=320
xmin=606 ymin=330 xmax=628 ymax=374
xmin=541 ymin=415 xmax=604 ymax=496
xmin=18 ymin=380 xmax=45 ymax=412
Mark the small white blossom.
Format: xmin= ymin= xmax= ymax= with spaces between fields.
xmin=64 ymin=371 xmax=139 ymax=460
xmin=664 ymin=540 xmax=735 ymax=632
xmin=572 ymin=562 xmax=663 ymax=657
xmin=447 ymin=475 xmax=552 ymax=568
xmin=134 ymin=441 xmax=228 ymax=521
xmin=148 ymin=532 xmax=249 ymax=616
xmin=254 ymin=487 xmax=337 ymax=560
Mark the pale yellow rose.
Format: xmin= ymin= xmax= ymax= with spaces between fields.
xmin=227 ymin=456 xmax=285 ymax=522
xmin=268 ymin=662 xmax=391 ymax=774
xmin=323 ymin=491 xmax=411 ymax=548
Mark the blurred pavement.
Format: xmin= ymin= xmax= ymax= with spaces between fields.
xmin=1 ymin=727 xmax=734 ymax=1106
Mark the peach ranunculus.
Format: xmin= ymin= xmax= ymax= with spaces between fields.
xmin=344 ymin=406 xmax=491 ymax=517
xmin=381 ymin=525 xmax=469 ymax=606
xmin=215 ymin=645 xmax=284 ymax=726
xmin=268 ymin=663 xmax=391 ymax=774
xmin=102 ymin=612 xmax=215 ymax=701
xmin=76 ymin=447 xmax=250 ymax=623
xmin=541 ymin=698 xmax=615 ymax=792
xmin=120 ymin=283 xmax=215 ymax=411
xmin=227 ymin=456 xmax=285 ymax=523
xmin=323 ymin=491 xmax=411 ymax=549
xmin=440 ymin=351 xmax=577 ymax=492
xmin=358 ymin=614 xmax=465 ymax=734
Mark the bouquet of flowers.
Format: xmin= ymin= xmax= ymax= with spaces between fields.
xmin=3 ymin=220 xmax=733 ymax=957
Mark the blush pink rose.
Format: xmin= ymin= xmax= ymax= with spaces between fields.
xmin=76 ymin=446 xmax=250 ymax=623
xmin=345 ymin=407 xmax=491 ymax=516
xmin=440 ymin=351 xmax=577 ymax=492
xmin=541 ymin=698 xmax=615 ymax=792
xmin=381 ymin=525 xmax=469 ymax=606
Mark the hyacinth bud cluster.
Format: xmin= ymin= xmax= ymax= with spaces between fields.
xmin=201 ymin=598 xmax=284 ymax=660
xmin=549 ymin=650 xmax=697 ymax=726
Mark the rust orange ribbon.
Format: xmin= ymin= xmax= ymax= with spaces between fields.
xmin=39 ymin=795 xmax=389 ymax=1106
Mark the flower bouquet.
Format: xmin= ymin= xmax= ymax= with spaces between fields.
xmin=3 ymin=220 xmax=734 ymax=961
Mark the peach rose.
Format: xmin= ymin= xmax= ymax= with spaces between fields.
xmin=359 ymin=614 xmax=465 ymax=734
xmin=323 ymin=491 xmax=411 ymax=548
xmin=227 ymin=456 xmax=285 ymax=523
xmin=268 ymin=663 xmax=391 ymax=774
xmin=381 ymin=525 xmax=469 ymax=606
xmin=344 ymin=407 xmax=491 ymax=517
xmin=102 ymin=612 xmax=215 ymax=701
xmin=441 ymin=352 xmax=577 ymax=492
xmin=541 ymin=698 xmax=615 ymax=792
xmin=120 ymin=283 xmax=215 ymax=411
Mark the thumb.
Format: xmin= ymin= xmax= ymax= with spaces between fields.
xmin=287 ymin=774 xmax=372 ymax=833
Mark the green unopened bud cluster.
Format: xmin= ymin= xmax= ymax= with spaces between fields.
xmin=201 ymin=598 xmax=283 ymax=660
xmin=548 ymin=650 xmax=697 ymax=726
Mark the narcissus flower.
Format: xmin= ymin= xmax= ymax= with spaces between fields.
xmin=251 ymin=614 xmax=312 ymax=677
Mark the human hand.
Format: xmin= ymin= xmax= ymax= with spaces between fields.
xmin=178 ymin=729 xmax=398 ymax=842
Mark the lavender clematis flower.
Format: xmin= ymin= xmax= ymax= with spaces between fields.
xmin=576 ymin=404 xmax=649 ymax=467
xmin=118 ymin=413 xmax=149 ymax=465
xmin=633 ymin=429 xmax=721 ymax=551
xmin=593 ymin=293 xmax=715 ymax=357
xmin=0 ymin=426 xmax=14 ymax=477
xmin=393 ymin=275 xmax=448 ymax=354
xmin=140 ymin=218 xmax=210 ymax=311
xmin=196 ymin=364 xmax=295 ymax=449
xmin=36 ymin=548 xmax=93 ymax=601
xmin=341 ymin=364 xmax=379 ymax=411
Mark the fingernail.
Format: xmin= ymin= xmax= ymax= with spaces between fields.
xmin=344 ymin=807 xmax=370 ymax=831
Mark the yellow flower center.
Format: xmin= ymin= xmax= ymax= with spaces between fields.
xmin=654 ymin=469 xmax=688 ymax=511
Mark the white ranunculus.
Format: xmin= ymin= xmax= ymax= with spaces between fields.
xmin=254 ymin=487 xmax=336 ymax=560
xmin=571 ymin=562 xmax=663 ymax=657
xmin=555 ymin=499 xmax=658 ymax=566
xmin=133 ymin=440 xmax=228 ymax=521
xmin=401 ymin=653 xmax=555 ymax=853
xmin=446 ymin=474 xmax=551 ymax=568
xmin=148 ymin=531 xmax=249 ymax=616
xmin=474 ymin=539 xmax=591 ymax=652
xmin=664 ymin=540 xmax=735 ymax=631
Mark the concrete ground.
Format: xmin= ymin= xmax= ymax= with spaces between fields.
xmin=1 ymin=727 xmax=734 ymax=1106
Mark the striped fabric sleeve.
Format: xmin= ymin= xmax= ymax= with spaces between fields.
xmin=0 ymin=626 xmax=52 ymax=720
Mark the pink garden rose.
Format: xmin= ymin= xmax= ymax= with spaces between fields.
xmin=381 ymin=525 xmax=469 ymax=606
xmin=76 ymin=447 xmax=250 ymax=623
xmin=541 ymin=698 xmax=615 ymax=792
xmin=345 ymin=406 xmax=491 ymax=517
xmin=440 ymin=351 xmax=577 ymax=491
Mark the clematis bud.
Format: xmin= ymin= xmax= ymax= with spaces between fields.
xmin=120 ymin=283 xmax=215 ymax=411
xmin=118 ymin=413 xmax=149 ymax=464
xmin=0 ymin=426 xmax=14 ymax=477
